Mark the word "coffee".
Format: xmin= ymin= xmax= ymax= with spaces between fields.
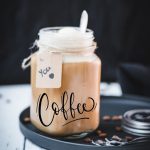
xmin=36 ymin=91 xmax=97 ymax=126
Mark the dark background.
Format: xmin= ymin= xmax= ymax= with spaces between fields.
xmin=0 ymin=0 xmax=150 ymax=84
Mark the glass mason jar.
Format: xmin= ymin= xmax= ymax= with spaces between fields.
xmin=30 ymin=27 xmax=101 ymax=137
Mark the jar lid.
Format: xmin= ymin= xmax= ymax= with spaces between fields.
xmin=122 ymin=109 xmax=150 ymax=136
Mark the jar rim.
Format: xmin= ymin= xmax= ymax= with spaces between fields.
xmin=37 ymin=26 xmax=95 ymax=50
xmin=38 ymin=26 xmax=94 ymax=40
xmin=39 ymin=26 xmax=94 ymax=34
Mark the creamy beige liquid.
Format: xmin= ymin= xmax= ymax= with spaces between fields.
xmin=31 ymin=53 xmax=101 ymax=136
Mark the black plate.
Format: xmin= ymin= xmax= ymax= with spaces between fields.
xmin=19 ymin=95 xmax=150 ymax=150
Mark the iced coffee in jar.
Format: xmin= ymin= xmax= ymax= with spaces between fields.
xmin=29 ymin=11 xmax=101 ymax=137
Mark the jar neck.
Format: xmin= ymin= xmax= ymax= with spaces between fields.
xmin=37 ymin=42 xmax=97 ymax=56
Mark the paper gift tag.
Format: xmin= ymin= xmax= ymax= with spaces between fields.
xmin=36 ymin=52 xmax=62 ymax=88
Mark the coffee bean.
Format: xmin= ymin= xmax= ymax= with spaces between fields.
xmin=24 ymin=117 xmax=30 ymax=123
xmin=103 ymin=115 xmax=111 ymax=121
xmin=112 ymin=115 xmax=122 ymax=121
xmin=125 ymin=136 xmax=133 ymax=141
xmin=118 ymin=115 xmax=123 ymax=120
xmin=115 ymin=126 xmax=122 ymax=132
xmin=83 ymin=137 xmax=92 ymax=143
xmin=96 ymin=130 xmax=102 ymax=135
xmin=99 ymin=133 xmax=107 ymax=138
xmin=112 ymin=135 xmax=122 ymax=141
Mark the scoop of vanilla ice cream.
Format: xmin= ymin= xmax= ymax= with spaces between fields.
xmin=38 ymin=27 xmax=94 ymax=50
xmin=58 ymin=27 xmax=84 ymax=39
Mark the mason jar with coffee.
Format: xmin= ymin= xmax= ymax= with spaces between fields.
xmin=22 ymin=11 xmax=101 ymax=137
